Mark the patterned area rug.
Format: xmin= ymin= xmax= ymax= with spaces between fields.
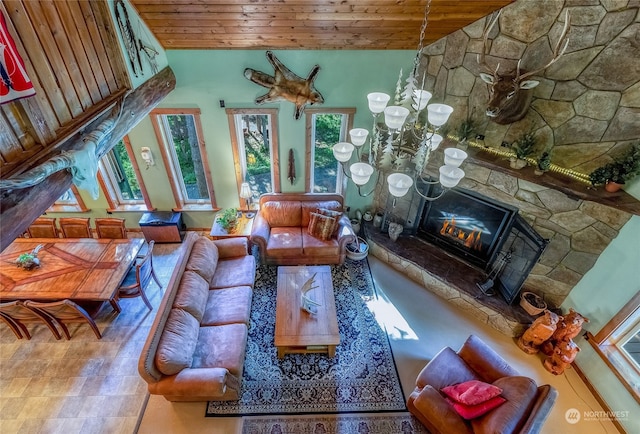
xmin=242 ymin=413 xmax=429 ymax=433
xmin=206 ymin=259 xmax=406 ymax=416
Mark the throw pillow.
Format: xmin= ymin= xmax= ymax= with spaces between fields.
xmin=447 ymin=395 xmax=506 ymax=420
xmin=441 ymin=380 xmax=503 ymax=406
xmin=308 ymin=212 xmax=336 ymax=241
xmin=317 ymin=208 xmax=342 ymax=235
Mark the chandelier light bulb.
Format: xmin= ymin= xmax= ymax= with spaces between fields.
xmin=439 ymin=165 xmax=465 ymax=188
xmin=427 ymin=104 xmax=454 ymax=127
xmin=387 ymin=173 xmax=413 ymax=198
xmin=350 ymin=162 xmax=374 ymax=185
xmin=367 ymin=92 xmax=391 ymax=113
xmin=349 ymin=128 xmax=369 ymax=147
xmin=384 ymin=106 xmax=410 ymax=130
xmin=332 ymin=142 xmax=355 ymax=162
xmin=443 ymin=148 xmax=468 ymax=167
xmin=428 ymin=134 xmax=444 ymax=150
xmin=412 ymin=90 xmax=432 ymax=111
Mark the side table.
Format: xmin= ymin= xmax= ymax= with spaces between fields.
xmin=210 ymin=214 xmax=254 ymax=252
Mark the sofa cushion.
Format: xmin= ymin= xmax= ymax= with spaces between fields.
xmin=155 ymin=309 xmax=200 ymax=376
xmin=471 ymin=376 xmax=538 ymax=434
xmin=266 ymin=227 xmax=303 ymax=257
xmin=301 ymin=200 xmax=342 ymax=227
xmin=173 ymin=271 xmax=209 ymax=322
xmin=448 ymin=395 xmax=506 ymax=420
xmin=210 ymin=255 xmax=256 ymax=289
xmin=308 ymin=212 xmax=336 ymax=241
xmin=442 ymin=380 xmax=503 ymax=406
xmin=262 ymin=201 xmax=302 ymax=227
xmin=201 ymin=286 xmax=253 ymax=326
xmin=186 ymin=237 xmax=219 ymax=283
xmin=302 ymin=232 xmax=340 ymax=256
xmin=192 ymin=323 xmax=248 ymax=376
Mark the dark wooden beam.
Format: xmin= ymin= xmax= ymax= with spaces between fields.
xmin=0 ymin=66 xmax=176 ymax=251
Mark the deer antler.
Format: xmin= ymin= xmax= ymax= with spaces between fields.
xmin=477 ymin=10 xmax=502 ymax=75
xmin=518 ymin=10 xmax=571 ymax=81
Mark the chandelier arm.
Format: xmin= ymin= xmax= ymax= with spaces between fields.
xmin=413 ymin=181 xmax=447 ymax=202
xmin=339 ymin=162 xmax=353 ymax=180
xmin=355 ymin=170 xmax=380 ymax=198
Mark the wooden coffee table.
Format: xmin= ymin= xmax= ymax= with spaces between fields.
xmin=275 ymin=265 xmax=340 ymax=358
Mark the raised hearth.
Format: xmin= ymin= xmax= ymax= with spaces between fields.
xmin=363 ymin=222 xmax=534 ymax=336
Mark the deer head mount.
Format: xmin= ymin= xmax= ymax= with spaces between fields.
xmin=478 ymin=10 xmax=571 ymax=125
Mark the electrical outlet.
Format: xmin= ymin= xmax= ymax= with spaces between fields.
xmin=219 ymin=100 xmax=225 ymax=108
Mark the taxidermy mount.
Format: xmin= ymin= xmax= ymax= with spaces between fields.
xmin=244 ymin=51 xmax=324 ymax=119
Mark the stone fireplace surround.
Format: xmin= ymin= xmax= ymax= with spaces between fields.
xmin=367 ymin=154 xmax=634 ymax=336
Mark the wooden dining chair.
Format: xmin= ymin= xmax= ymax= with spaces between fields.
xmin=59 ymin=217 xmax=92 ymax=238
xmin=26 ymin=217 xmax=58 ymax=238
xmin=0 ymin=301 xmax=62 ymax=340
xmin=114 ymin=241 xmax=162 ymax=311
xmin=94 ymin=218 xmax=127 ymax=239
xmin=24 ymin=299 xmax=103 ymax=339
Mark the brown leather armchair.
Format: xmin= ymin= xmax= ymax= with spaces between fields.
xmin=250 ymin=193 xmax=355 ymax=265
xmin=407 ymin=335 xmax=557 ymax=434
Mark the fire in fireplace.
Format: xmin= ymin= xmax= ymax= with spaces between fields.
xmin=416 ymin=186 xmax=547 ymax=304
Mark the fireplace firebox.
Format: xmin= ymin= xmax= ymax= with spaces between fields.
xmin=416 ymin=185 xmax=547 ymax=304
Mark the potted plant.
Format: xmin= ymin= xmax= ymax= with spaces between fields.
xmin=510 ymin=131 xmax=537 ymax=169
xmin=589 ymin=143 xmax=640 ymax=192
xmin=456 ymin=117 xmax=478 ymax=150
xmin=218 ymin=208 xmax=239 ymax=231
xmin=534 ymin=150 xmax=552 ymax=176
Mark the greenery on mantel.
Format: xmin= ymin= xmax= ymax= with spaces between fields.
xmin=589 ymin=143 xmax=640 ymax=186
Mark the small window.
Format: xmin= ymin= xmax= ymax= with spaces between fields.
xmin=305 ymin=109 xmax=355 ymax=193
xmin=98 ymin=136 xmax=152 ymax=211
xmin=151 ymin=109 xmax=217 ymax=210
xmin=47 ymin=185 xmax=89 ymax=213
xmin=226 ymin=108 xmax=280 ymax=203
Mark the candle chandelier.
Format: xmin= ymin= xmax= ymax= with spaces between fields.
xmin=332 ymin=0 xmax=468 ymax=203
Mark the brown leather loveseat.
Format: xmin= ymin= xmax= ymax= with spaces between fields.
xmin=138 ymin=232 xmax=255 ymax=401
xmin=251 ymin=193 xmax=355 ymax=265
xmin=408 ymin=335 xmax=557 ymax=434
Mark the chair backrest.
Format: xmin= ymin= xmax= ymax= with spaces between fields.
xmin=94 ymin=218 xmax=127 ymax=239
xmin=27 ymin=217 xmax=58 ymax=238
xmin=59 ymin=217 xmax=92 ymax=238
xmin=0 ymin=300 xmax=40 ymax=321
xmin=136 ymin=241 xmax=156 ymax=288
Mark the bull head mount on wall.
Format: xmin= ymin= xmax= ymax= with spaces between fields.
xmin=244 ymin=51 xmax=324 ymax=120
xmin=478 ymin=10 xmax=571 ymax=125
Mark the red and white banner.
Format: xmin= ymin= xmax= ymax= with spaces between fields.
xmin=1 ymin=11 xmax=35 ymax=104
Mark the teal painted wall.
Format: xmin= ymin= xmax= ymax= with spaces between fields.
xmin=562 ymin=215 xmax=640 ymax=433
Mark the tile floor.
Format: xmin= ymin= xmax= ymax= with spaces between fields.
xmin=1 ymin=240 xmax=620 ymax=433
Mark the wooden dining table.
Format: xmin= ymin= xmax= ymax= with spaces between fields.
xmin=0 ymin=238 xmax=144 ymax=306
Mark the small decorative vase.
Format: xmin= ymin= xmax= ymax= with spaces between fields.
xmin=388 ymin=222 xmax=403 ymax=241
xmin=363 ymin=211 xmax=373 ymax=222
xmin=373 ymin=212 xmax=384 ymax=228
xmin=509 ymin=157 xmax=528 ymax=169
xmin=350 ymin=219 xmax=361 ymax=234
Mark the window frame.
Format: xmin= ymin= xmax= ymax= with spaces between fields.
xmin=226 ymin=108 xmax=281 ymax=204
xmin=97 ymin=135 xmax=153 ymax=212
xmin=304 ymin=108 xmax=355 ymax=194
xmin=47 ymin=185 xmax=89 ymax=213
xmin=586 ymin=291 xmax=640 ymax=404
xmin=150 ymin=108 xmax=217 ymax=211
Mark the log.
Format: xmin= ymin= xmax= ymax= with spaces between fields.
xmin=0 ymin=66 xmax=176 ymax=251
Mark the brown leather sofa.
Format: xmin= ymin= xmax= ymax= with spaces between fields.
xmin=138 ymin=232 xmax=255 ymax=401
xmin=250 ymin=193 xmax=356 ymax=265
xmin=407 ymin=335 xmax=557 ymax=434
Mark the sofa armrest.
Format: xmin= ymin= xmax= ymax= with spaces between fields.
xmin=336 ymin=215 xmax=356 ymax=246
xmin=409 ymin=385 xmax=472 ymax=434
xmin=148 ymin=367 xmax=239 ymax=398
xmin=250 ymin=212 xmax=270 ymax=250
xmin=518 ymin=385 xmax=558 ymax=434
xmin=213 ymin=238 xmax=249 ymax=258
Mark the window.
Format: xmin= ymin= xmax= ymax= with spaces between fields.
xmin=587 ymin=292 xmax=640 ymax=403
xmin=47 ymin=185 xmax=89 ymax=213
xmin=151 ymin=108 xmax=217 ymax=210
xmin=226 ymin=108 xmax=280 ymax=203
xmin=98 ymin=136 xmax=152 ymax=211
xmin=305 ymin=108 xmax=355 ymax=193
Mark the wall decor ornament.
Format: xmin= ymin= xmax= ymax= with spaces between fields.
xmin=244 ymin=51 xmax=324 ymax=120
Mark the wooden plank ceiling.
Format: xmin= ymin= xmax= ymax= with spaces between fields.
xmin=129 ymin=0 xmax=514 ymax=50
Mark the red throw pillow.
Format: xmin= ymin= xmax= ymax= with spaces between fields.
xmin=447 ymin=395 xmax=507 ymax=420
xmin=441 ymin=380 xmax=503 ymax=406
